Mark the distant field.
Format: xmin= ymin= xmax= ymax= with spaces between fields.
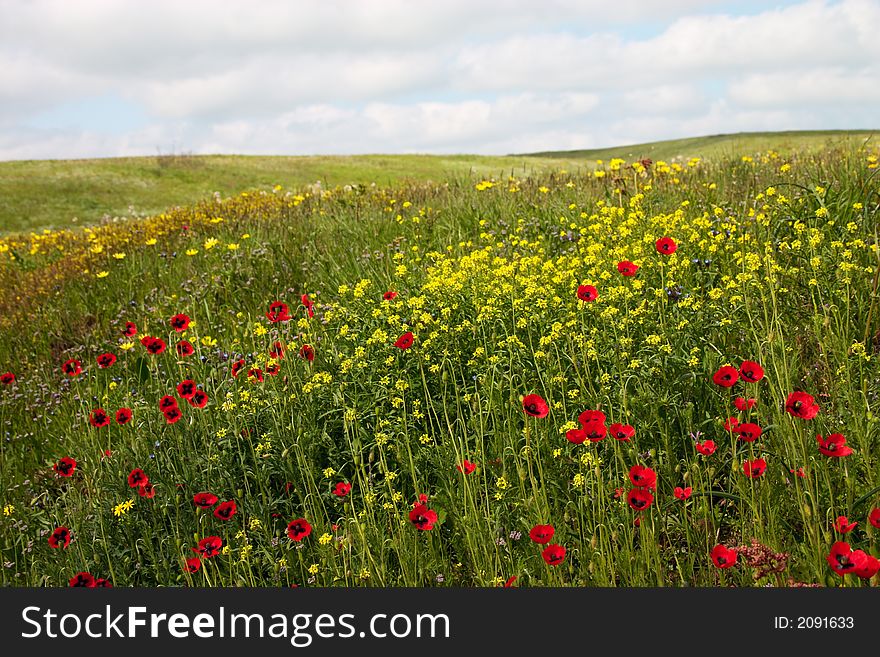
xmin=0 ymin=130 xmax=876 ymax=233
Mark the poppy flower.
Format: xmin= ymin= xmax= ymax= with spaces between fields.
xmin=122 ymin=321 xmax=138 ymax=337
xmin=655 ymin=237 xmax=677 ymax=255
xmin=629 ymin=465 xmax=657 ymax=489
xmin=299 ymin=344 xmax=315 ymax=362
xmin=826 ymin=541 xmax=868 ymax=576
xmin=734 ymin=397 xmax=756 ymax=411
xmin=834 ymin=516 xmax=857 ymax=533
xmin=89 ymin=408 xmax=111 ymax=428
xmin=176 ymin=379 xmax=196 ymax=399
xmin=785 ymin=391 xmax=820 ymax=420
xmin=140 ymin=336 xmax=166 ymax=355
xmin=577 ymin=284 xmax=598 ymax=302
xmin=127 ymin=468 xmax=149 ymax=488
xmin=287 ymin=518 xmax=313 ymax=541
xmin=565 ymin=428 xmax=586 ymax=444
xmin=69 ymin=572 xmax=97 ymax=587
xmin=48 ymin=526 xmax=71 ymax=549
xmin=674 ymin=486 xmax=692 ymax=500
xmin=735 ymin=422 xmax=763 ymax=443
xmin=617 ymin=261 xmax=639 ymax=276
xmin=188 ymin=390 xmax=209 ymax=408
xmin=522 ymin=394 xmax=549 ymax=418
xmin=627 ymin=488 xmax=654 ymax=511
xmin=269 ymin=341 xmax=285 ymax=359
xmin=743 ymin=458 xmax=767 ymax=478
xmin=193 ymin=536 xmax=223 ymax=559
xmin=456 ymin=460 xmax=476 ymax=475
xmin=135 ymin=481 xmax=155 ymax=498
xmin=739 ymin=360 xmax=764 ymax=383
xmin=231 ymin=359 xmax=246 ymax=377
xmin=414 ymin=493 xmax=428 ymax=506
xmin=184 ymin=557 xmax=201 ymax=573
xmin=584 ymin=421 xmax=607 ymax=442
xmin=96 ymin=353 xmax=116 ymax=368
xmin=301 ymin=294 xmax=315 ymax=318
xmin=854 ymin=555 xmax=880 ymax=579
xmin=791 ymin=467 xmax=806 ymax=478
xmin=266 ymin=364 xmax=280 ymax=376
xmin=266 ymin=301 xmax=291 ymax=323
xmin=542 ymin=544 xmax=566 ymax=566
xmin=409 ymin=504 xmax=438 ymax=531
xmin=214 ymin=500 xmax=237 ymax=520
xmin=0 ymin=372 xmax=14 ymax=385
xmin=695 ymin=440 xmax=716 ymax=455
xmin=383 ymin=291 xmax=398 ymax=301
xmin=869 ymin=508 xmax=880 ymax=529
xmin=817 ymin=433 xmax=853 ymax=458
xmin=62 ymin=358 xmax=83 ymax=376
xmin=712 ymin=365 xmax=739 ymax=387
xmin=54 ymin=456 xmax=77 ymax=477
xmin=248 ymin=368 xmax=264 ymax=383
xmin=529 ymin=524 xmax=555 ymax=544
xmin=159 ymin=395 xmax=178 ymax=411
xmin=170 ymin=314 xmax=190 ymax=332
xmin=503 ymin=576 xmax=517 ymax=588
xmin=93 ymin=577 xmax=112 ymax=588
xmin=332 ymin=482 xmax=352 ymax=497
xmin=176 ymin=340 xmax=195 ymax=357
xmin=163 ymin=406 xmax=183 ymax=424
xmin=393 ymin=332 xmax=414 ymax=350
xmin=723 ymin=417 xmax=740 ymax=432
xmin=711 ymin=545 xmax=738 ymax=569
xmin=578 ymin=409 xmax=606 ymax=426
xmin=609 ymin=423 xmax=635 ymax=442
xmin=193 ymin=492 xmax=219 ymax=508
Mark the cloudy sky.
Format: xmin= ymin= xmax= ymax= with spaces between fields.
xmin=0 ymin=0 xmax=877 ymax=160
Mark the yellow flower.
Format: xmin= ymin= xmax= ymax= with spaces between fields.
xmin=319 ymin=533 xmax=333 ymax=545
xmin=2 ymin=503 xmax=13 ymax=516
xmin=185 ymin=249 xmax=199 ymax=256
xmin=113 ymin=499 xmax=135 ymax=517
xmin=308 ymin=563 xmax=319 ymax=575
xmin=96 ymin=271 xmax=109 ymax=278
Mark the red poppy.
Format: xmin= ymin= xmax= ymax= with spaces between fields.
xmin=299 ymin=344 xmax=315 ymax=362
xmin=409 ymin=504 xmax=438 ymax=531
xmin=503 ymin=576 xmax=517 ymax=588
xmin=383 ymin=291 xmax=398 ymax=301
xmin=734 ymin=397 xmax=756 ymax=411
xmin=522 ymin=394 xmax=549 ymax=418
xmin=695 ymin=440 xmax=716 ymax=455
xmin=743 ymin=458 xmax=767 ymax=478
xmin=577 ymin=284 xmax=598 ymax=302
xmin=127 ymin=468 xmax=149 ymax=488
xmin=629 ymin=465 xmax=657 ymax=489
xmin=712 ymin=365 xmax=739 ymax=387
xmin=170 ymin=314 xmax=191 ymax=332
xmin=617 ymin=261 xmax=639 ymax=276
xmin=674 ymin=486 xmax=692 ymax=500
xmin=62 ymin=358 xmax=83 ymax=376
xmin=266 ymin=301 xmax=291 ymax=323
xmin=739 ymin=360 xmax=764 ymax=383
xmin=655 ymin=237 xmax=677 ymax=255
xmin=870 ymin=508 xmax=880 ymax=529
xmin=711 ymin=545 xmax=738 ymax=569
xmin=193 ymin=492 xmax=219 ymax=508
xmin=791 ymin=467 xmax=806 ymax=478
xmin=159 ymin=395 xmax=178 ymax=411
xmin=817 ymin=433 xmax=853 ymax=458
xmin=184 ymin=557 xmax=201 ymax=573
xmin=140 ymin=336 xmax=167 ymax=355
xmin=122 ymin=321 xmax=138 ymax=337
xmin=287 ymin=518 xmax=313 ymax=541
xmin=69 ymin=572 xmax=97 ymax=587
xmin=834 ymin=516 xmax=857 ymax=533
xmin=269 ymin=341 xmax=285 ymax=359
xmin=723 ymin=417 xmax=740 ymax=432
xmin=414 ymin=493 xmax=429 ymax=506
xmin=854 ymin=555 xmax=880 ymax=580
xmin=176 ymin=379 xmax=196 ymax=399
xmin=176 ymin=340 xmax=195 ymax=357
xmin=94 ymin=577 xmax=112 ymax=588
xmin=609 ymin=423 xmax=635 ymax=442
xmin=735 ymin=422 xmax=762 ymax=442
xmin=214 ymin=500 xmax=237 ymax=520
xmin=188 ymin=390 xmax=209 ymax=408
xmin=582 ymin=420 xmax=607 ymax=442
xmin=231 ymin=359 xmax=246 ymax=377
xmin=456 ymin=460 xmax=476 ymax=474
xmin=96 ymin=353 xmax=116 ymax=368
xmin=248 ymin=368 xmax=264 ymax=383
xmin=529 ymin=524 xmax=555 ymax=544
xmin=193 ymin=536 xmax=223 ymax=559
xmin=54 ymin=456 xmax=77 ymax=477
xmin=301 ymin=293 xmax=315 ymax=318
xmin=826 ymin=541 xmax=868 ymax=576
xmin=0 ymin=371 xmax=14 ymax=385
xmin=785 ymin=391 xmax=819 ymax=420
xmin=163 ymin=406 xmax=183 ymax=424
xmin=48 ymin=526 xmax=71 ymax=549
xmin=565 ymin=428 xmax=587 ymax=444
xmin=394 ymin=332 xmax=414 ymax=350
xmin=627 ymin=488 xmax=654 ymax=511
xmin=89 ymin=408 xmax=111 ymax=428
xmin=332 ymin=482 xmax=352 ymax=497
xmin=542 ymin=544 xmax=566 ymax=566
xmin=266 ymin=364 xmax=281 ymax=376
xmin=578 ymin=409 xmax=606 ymax=426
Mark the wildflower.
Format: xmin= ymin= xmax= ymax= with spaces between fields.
xmin=287 ymin=518 xmax=312 ymax=541
xmin=383 ymin=291 xmax=398 ymax=301
xmin=739 ymin=361 xmax=764 ymax=383
xmin=734 ymin=397 xmax=756 ymax=411
xmin=159 ymin=395 xmax=178 ymax=412
xmin=0 ymin=371 xmax=14 ymax=385
xmin=332 ymin=482 xmax=352 ymax=497
xmin=609 ymin=423 xmax=634 ymax=442
xmin=785 ymin=391 xmax=819 ymax=420
xmin=696 ymin=440 xmax=716 ymax=455
xmin=529 ymin=524 xmax=555 ymax=544
xmin=127 ymin=469 xmax=148 ymax=488
xmin=184 ymin=557 xmax=201 ymax=573
xmin=96 ymin=353 xmax=116 ymax=368
xmin=394 ymin=332 xmax=414 ymax=349
xmin=89 ymin=408 xmax=111 ymax=428
xmin=54 ymin=456 xmax=77 ymax=477
xmin=711 ymin=545 xmax=738 ymax=569
xmin=140 ymin=336 xmax=167 ymax=355
xmin=299 ymin=344 xmax=315 ymax=362
xmin=193 ymin=492 xmax=218 ymax=508
xmin=743 ymin=458 xmax=767 ymax=478
xmin=674 ymin=486 xmax=692 ymax=500
xmin=712 ymin=365 xmax=739 ymax=387
xmin=522 ymin=394 xmax=549 ymax=418
xmin=170 ymin=314 xmax=190 ymax=332
xmin=816 ymin=433 xmax=852 ymax=458
xmin=176 ymin=379 xmax=196 ymax=399
xmin=565 ymin=428 xmax=586 ymax=444
xmin=319 ymin=533 xmax=333 ymax=545
xmin=266 ymin=301 xmax=291 ymax=323
xmin=122 ymin=321 xmax=137 ymax=337
xmin=735 ymin=422 xmax=762 ymax=443
xmin=163 ymin=406 xmax=182 ymax=424
xmin=113 ymin=499 xmax=134 ymax=517
xmin=188 ymin=390 xmax=208 ymax=408
xmin=617 ymin=261 xmax=639 ymax=276
xmin=542 ymin=544 xmax=566 ymax=566
xmin=269 ymin=341 xmax=285 ymax=359
xmin=629 ymin=465 xmax=657 ymax=489
xmin=656 ymin=237 xmax=677 ymax=255
xmin=456 ymin=460 xmax=476 ymax=475
xmin=577 ymin=284 xmax=598 ymax=302
xmin=48 ymin=526 xmax=71 ymax=549
xmin=409 ymin=504 xmax=438 ymax=531
xmin=826 ymin=541 xmax=867 ymax=576
xmin=869 ymin=508 xmax=880 ymax=529
xmin=69 ymin=572 xmax=97 ymax=587
xmin=834 ymin=516 xmax=857 ymax=533
xmin=176 ymin=340 xmax=195 ymax=357
xmin=724 ymin=417 xmax=740 ymax=432
xmin=627 ymin=488 xmax=654 ymax=511
xmin=194 ymin=536 xmax=223 ymax=558
xmin=214 ymin=500 xmax=237 ymax=520
xmin=62 ymin=359 xmax=83 ymax=376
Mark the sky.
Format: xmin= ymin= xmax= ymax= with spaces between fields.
xmin=0 ymin=0 xmax=877 ymax=160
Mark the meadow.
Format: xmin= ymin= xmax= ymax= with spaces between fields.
xmin=1 ymin=137 xmax=879 ymax=587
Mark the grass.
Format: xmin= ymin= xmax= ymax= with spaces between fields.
xmin=0 ymin=140 xmax=879 ymax=588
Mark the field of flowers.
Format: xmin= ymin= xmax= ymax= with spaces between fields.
xmin=1 ymin=146 xmax=879 ymax=587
